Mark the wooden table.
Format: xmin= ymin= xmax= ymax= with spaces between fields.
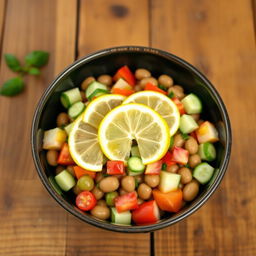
xmin=0 ymin=0 xmax=255 ymax=255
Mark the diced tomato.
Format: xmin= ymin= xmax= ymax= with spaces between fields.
xmin=171 ymin=146 xmax=189 ymax=165
xmin=172 ymin=97 xmax=186 ymax=115
xmin=153 ymin=189 xmax=183 ymax=213
xmin=161 ymin=151 xmax=176 ymax=167
xmin=76 ymin=191 xmax=96 ymax=211
xmin=115 ymin=191 xmax=138 ymax=213
xmin=57 ymin=143 xmax=75 ymax=165
xmin=112 ymin=88 xmax=135 ymax=96
xmin=145 ymin=160 xmax=162 ymax=175
xmin=73 ymin=166 xmax=96 ymax=179
xmin=113 ymin=66 xmax=136 ymax=86
xmin=107 ymin=160 xmax=125 ymax=175
xmin=144 ymin=82 xmax=167 ymax=95
xmin=132 ymin=200 xmax=160 ymax=225
xmin=196 ymin=121 xmax=219 ymax=143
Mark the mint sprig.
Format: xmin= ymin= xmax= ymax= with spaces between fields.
xmin=0 ymin=50 xmax=49 ymax=97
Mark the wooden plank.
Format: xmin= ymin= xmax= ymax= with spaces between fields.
xmin=65 ymin=1 xmax=150 ymax=256
xmin=0 ymin=0 xmax=77 ymax=255
xmin=0 ymin=0 xmax=6 ymax=53
xmin=151 ymin=0 xmax=256 ymax=255
xmin=78 ymin=0 xmax=149 ymax=56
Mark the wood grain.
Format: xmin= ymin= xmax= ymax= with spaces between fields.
xmin=64 ymin=1 xmax=150 ymax=255
xmin=151 ymin=0 xmax=256 ymax=255
xmin=0 ymin=0 xmax=6 ymax=63
xmin=78 ymin=0 xmax=149 ymax=56
xmin=0 ymin=0 xmax=77 ymax=255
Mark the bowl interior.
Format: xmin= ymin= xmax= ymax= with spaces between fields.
xmin=32 ymin=47 xmax=231 ymax=232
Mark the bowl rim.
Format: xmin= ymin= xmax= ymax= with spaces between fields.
xmin=31 ymin=45 xmax=232 ymax=233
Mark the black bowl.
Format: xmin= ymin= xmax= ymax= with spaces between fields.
xmin=31 ymin=46 xmax=231 ymax=233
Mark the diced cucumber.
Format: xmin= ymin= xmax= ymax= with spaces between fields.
xmin=181 ymin=93 xmax=202 ymax=114
xmin=111 ymin=208 xmax=131 ymax=225
xmin=88 ymin=88 xmax=108 ymax=101
xmin=55 ymin=170 xmax=76 ymax=191
xmin=193 ymin=163 xmax=214 ymax=184
xmin=85 ymin=81 xmax=107 ymax=99
xmin=128 ymin=157 xmax=145 ymax=173
xmin=68 ymin=101 xmax=85 ymax=119
xmin=131 ymin=146 xmax=141 ymax=157
xmin=159 ymin=171 xmax=181 ymax=193
xmin=48 ymin=176 xmax=63 ymax=195
xmin=179 ymin=114 xmax=199 ymax=134
xmin=198 ymin=142 xmax=216 ymax=161
xmin=60 ymin=88 xmax=82 ymax=108
xmin=128 ymin=168 xmax=144 ymax=176
xmin=64 ymin=122 xmax=74 ymax=136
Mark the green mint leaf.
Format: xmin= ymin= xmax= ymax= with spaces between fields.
xmin=168 ymin=91 xmax=175 ymax=98
xmin=169 ymin=136 xmax=174 ymax=149
xmin=28 ymin=67 xmax=40 ymax=75
xmin=25 ymin=50 xmax=49 ymax=67
xmin=158 ymin=84 xmax=168 ymax=91
xmin=4 ymin=54 xmax=21 ymax=72
xmin=162 ymin=163 xmax=167 ymax=170
xmin=0 ymin=77 xmax=24 ymax=96
xmin=180 ymin=132 xmax=190 ymax=140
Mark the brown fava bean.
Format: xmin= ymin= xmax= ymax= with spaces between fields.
xmin=185 ymin=137 xmax=198 ymax=155
xmin=189 ymin=154 xmax=201 ymax=168
xmin=97 ymin=199 xmax=107 ymax=207
xmin=95 ymin=172 xmax=104 ymax=183
xmin=55 ymin=165 xmax=65 ymax=174
xmin=178 ymin=167 xmax=192 ymax=184
xmin=91 ymin=186 xmax=104 ymax=200
xmin=140 ymin=77 xmax=158 ymax=88
xmin=121 ymin=176 xmax=135 ymax=192
xmin=144 ymin=175 xmax=160 ymax=188
xmin=99 ymin=176 xmax=119 ymax=193
xmin=134 ymin=175 xmax=143 ymax=184
xmin=190 ymin=114 xmax=200 ymax=122
xmin=56 ymin=112 xmax=69 ymax=127
xmin=158 ymin=74 xmax=173 ymax=88
xmin=91 ymin=205 xmax=110 ymax=220
xmin=173 ymin=133 xmax=185 ymax=148
xmin=168 ymin=85 xmax=185 ymax=99
xmin=66 ymin=165 xmax=75 ymax=177
xmin=138 ymin=183 xmax=152 ymax=200
xmin=98 ymin=74 xmax=112 ymax=86
xmin=73 ymin=184 xmax=82 ymax=195
xmin=46 ymin=150 xmax=59 ymax=166
xmin=183 ymin=180 xmax=199 ymax=201
xmin=119 ymin=188 xmax=127 ymax=196
xmin=166 ymin=164 xmax=179 ymax=173
xmin=80 ymin=91 xmax=86 ymax=102
xmin=134 ymin=85 xmax=142 ymax=92
xmin=81 ymin=76 xmax=95 ymax=90
xmin=135 ymin=68 xmax=151 ymax=80
xmin=137 ymin=198 xmax=144 ymax=205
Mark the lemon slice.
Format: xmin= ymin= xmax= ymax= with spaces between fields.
xmin=83 ymin=94 xmax=126 ymax=128
xmin=69 ymin=116 xmax=103 ymax=171
xmin=123 ymin=91 xmax=180 ymax=136
xmin=98 ymin=103 xmax=170 ymax=164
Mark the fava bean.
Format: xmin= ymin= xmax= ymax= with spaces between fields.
xmin=98 ymin=74 xmax=112 ymax=86
xmin=138 ymin=183 xmax=152 ymax=200
xmin=91 ymin=186 xmax=104 ymax=200
xmin=135 ymin=68 xmax=151 ymax=80
xmin=56 ymin=112 xmax=69 ymax=127
xmin=158 ymin=74 xmax=173 ymax=88
xmin=189 ymin=154 xmax=201 ymax=168
xmin=144 ymin=175 xmax=160 ymax=188
xmin=46 ymin=150 xmax=59 ymax=166
xmin=185 ymin=137 xmax=198 ymax=154
xmin=166 ymin=164 xmax=179 ymax=173
xmin=178 ymin=167 xmax=192 ymax=184
xmin=91 ymin=205 xmax=110 ymax=220
xmin=183 ymin=180 xmax=199 ymax=201
xmin=121 ymin=176 xmax=135 ymax=192
xmin=81 ymin=76 xmax=95 ymax=90
xmin=99 ymin=176 xmax=119 ymax=193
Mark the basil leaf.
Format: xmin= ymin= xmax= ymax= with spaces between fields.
xmin=25 ymin=51 xmax=49 ymax=67
xmin=168 ymin=91 xmax=175 ymax=98
xmin=158 ymin=84 xmax=168 ymax=91
xmin=4 ymin=54 xmax=21 ymax=72
xmin=0 ymin=77 xmax=24 ymax=96
xmin=28 ymin=67 xmax=40 ymax=75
